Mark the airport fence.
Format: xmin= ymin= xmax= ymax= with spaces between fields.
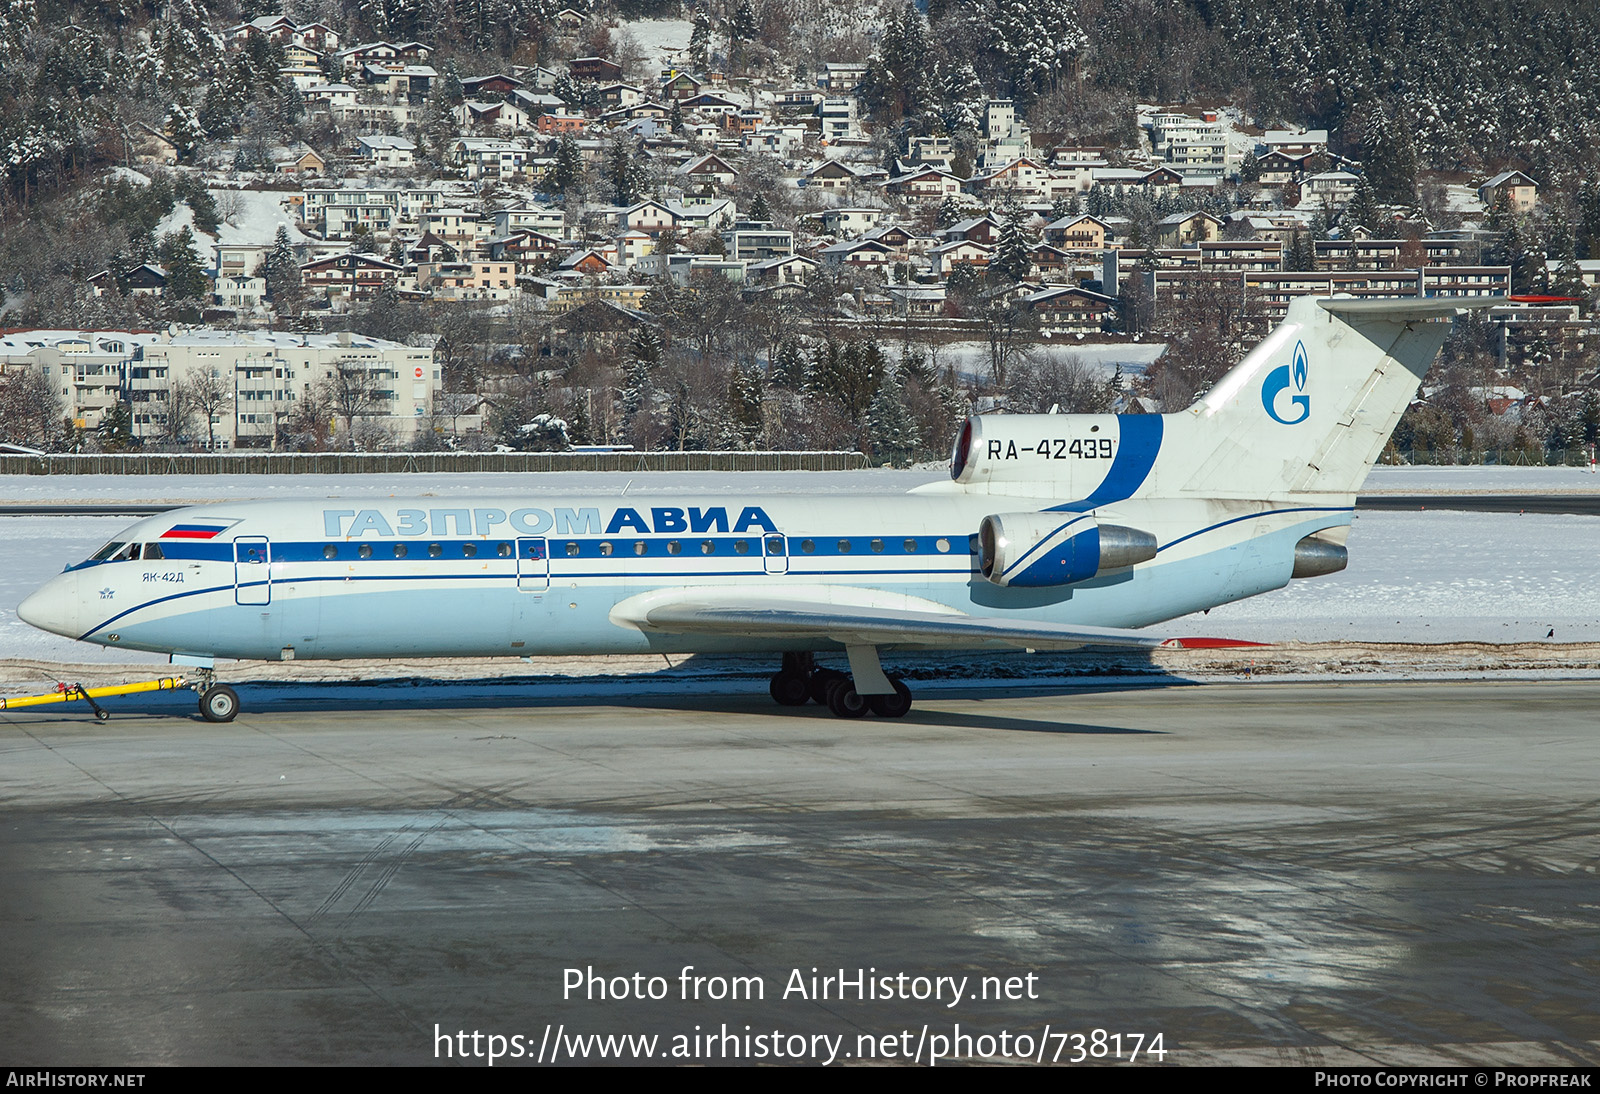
xmin=0 ymin=450 xmax=872 ymax=475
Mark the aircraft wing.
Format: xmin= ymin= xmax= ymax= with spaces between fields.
xmin=616 ymin=589 xmax=1229 ymax=651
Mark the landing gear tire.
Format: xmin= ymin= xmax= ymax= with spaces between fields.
xmin=867 ymin=678 xmax=913 ymax=718
xmin=808 ymin=668 xmax=848 ymax=705
xmin=769 ymin=671 xmax=810 ymax=706
xmin=199 ymin=684 xmax=239 ymax=723
xmin=825 ymin=678 xmax=869 ymax=718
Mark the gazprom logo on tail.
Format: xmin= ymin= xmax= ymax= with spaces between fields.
xmin=1262 ymin=340 xmax=1311 ymax=425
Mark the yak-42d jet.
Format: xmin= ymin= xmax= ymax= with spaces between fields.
xmin=19 ymin=295 xmax=1494 ymax=722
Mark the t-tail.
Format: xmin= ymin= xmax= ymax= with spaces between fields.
xmin=947 ymin=294 xmax=1498 ymax=507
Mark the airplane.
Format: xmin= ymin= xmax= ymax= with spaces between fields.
xmin=17 ymin=294 xmax=1493 ymax=723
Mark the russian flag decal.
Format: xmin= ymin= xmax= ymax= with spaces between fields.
xmin=161 ymin=523 xmax=232 ymax=540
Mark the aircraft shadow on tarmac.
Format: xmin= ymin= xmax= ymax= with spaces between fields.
xmin=1 ymin=650 xmax=1190 ymax=735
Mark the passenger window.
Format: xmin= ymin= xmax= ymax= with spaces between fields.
xmin=904 ymin=538 xmax=918 ymax=553
xmin=323 ymin=545 xmax=338 ymax=559
xmin=428 ymin=543 xmax=442 ymax=558
xmin=667 ymin=541 xmax=681 ymax=555
xmin=734 ymin=540 xmax=750 ymax=555
xmin=838 ymin=539 xmax=852 ymax=554
xmin=462 ymin=543 xmax=478 ymax=558
xmin=393 ymin=544 xmax=408 ymax=558
xmin=496 ymin=542 xmax=512 ymax=557
xmin=358 ymin=544 xmax=372 ymax=559
xmin=766 ymin=536 xmax=784 ymax=555
xmin=870 ymin=539 xmax=884 ymax=553
xmin=566 ymin=542 xmax=580 ymax=556
xmin=936 ymin=538 xmax=950 ymax=553
xmin=700 ymin=540 xmax=715 ymax=555
xmin=634 ymin=541 xmax=648 ymax=556
xmin=599 ymin=541 xmax=614 ymax=556
xmin=800 ymin=539 xmax=815 ymax=554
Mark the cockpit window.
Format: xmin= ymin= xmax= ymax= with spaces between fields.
xmin=91 ymin=541 xmax=126 ymax=561
xmin=142 ymin=543 xmax=164 ymax=560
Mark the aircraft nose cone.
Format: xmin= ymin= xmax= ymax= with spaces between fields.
xmin=17 ymin=573 xmax=84 ymax=639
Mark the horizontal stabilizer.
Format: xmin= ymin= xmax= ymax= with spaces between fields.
xmin=1316 ymin=296 xmax=1503 ymax=321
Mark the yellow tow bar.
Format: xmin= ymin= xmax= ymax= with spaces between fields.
xmin=0 ymin=677 xmax=188 ymax=721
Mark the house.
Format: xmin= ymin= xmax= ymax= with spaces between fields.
xmin=460 ymin=73 xmax=523 ymax=99
xmin=679 ymin=152 xmax=739 ymax=190
xmin=819 ymin=208 xmax=885 ymax=236
xmin=1043 ymin=214 xmax=1111 ymax=251
xmin=1478 ymin=171 xmax=1539 ymax=214
xmin=821 ymin=63 xmax=867 ymax=91
xmin=597 ymin=83 xmax=645 ymax=109
xmin=722 ymin=223 xmax=794 ymax=262
xmin=300 ymin=252 xmax=403 ymax=305
xmin=817 ymin=97 xmax=859 ymax=142
xmin=354 ymin=135 xmax=416 ymax=170
xmin=537 ymin=112 xmax=588 ymax=135
xmin=746 ymin=253 xmax=816 ymax=285
xmin=213 ymin=274 xmax=267 ymax=310
xmin=1303 ymin=170 xmax=1359 ymax=207
xmin=88 ymin=264 xmax=167 ymax=297
xmin=275 ymin=147 xmax=327 ymax=176
xmin=570 ymin=56 xmax=623 ymax=82
xmin=742 ymin=125 xmax=807 ymax=157
xmin=942 ymin=216 xmax=1003 ymax=246
xmin=803 ymin=160 xmax=864 ymax=192
xmin=1259 ymin=129 xmax=1329 ymax=157
xmin=557 ymin=249 xmax=615 ymax=276
xmin=968 ymin=156 xmax=1053 ymax=198
xmin=488 ymin=229 xmax=565 ymax=266
xmin=1023 ymin=286 xmax=1117 ymax=335
xmin=818 ymin=239 xmax=894 ymax=268
xmin=661 ymin=72 xmax=704 ymax=100
xmin=132 ymin=123 xmax=179 ymax=166
xmin=883 ymin=284 xmax=947 ymax=317
xmin=885 ymin=167 xmax=965 ymax=201
xmin=1157 ymin=210 xmax=1223 ymax=246
xmin=458 ymin=100 xmax=534 ymax=132
xmin=682 ymin=91 xmax=743 ymax=115
xmin=929 ymin=239 xmax=992 ymax=274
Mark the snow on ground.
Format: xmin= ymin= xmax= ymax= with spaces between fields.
xmin=1361 ymin=464 xmax=1600 ymax=493
xmin=616 ymin=18 xmax=694 ymax=74
xmin=211 ymin=189 xmax=309 ymax=249
xmin=1165 ymin=509 xmax=1600 ymax=644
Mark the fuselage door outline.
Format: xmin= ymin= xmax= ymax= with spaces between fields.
xmin=763 ymin=533 xmax=789 ymax=575
xmin=233 ymin=536 xmax=271 ymax=606
xmin=517 ymin=537 xmax=550 ymax=591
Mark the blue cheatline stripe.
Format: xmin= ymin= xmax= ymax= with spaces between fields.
xmin=86 ymin=534 xmax=975 ymax=566
xmin=1050 ymin=414 xmax=1165 ymax=513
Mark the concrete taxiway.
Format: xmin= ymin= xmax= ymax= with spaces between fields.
xmin=2 ymin=679 xmax=1598 ymax=1066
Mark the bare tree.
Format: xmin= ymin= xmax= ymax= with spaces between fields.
xmin=179 ymin=368 xmax=234 ymax=450
xmin=0 ymin=367 xmax=64 ymax=448
xmin=324 ymin=359 xmax=387 ymax=444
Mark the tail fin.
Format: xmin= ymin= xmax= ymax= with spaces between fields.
xmin=1173 ymin=295 xmax=1497 ymax=500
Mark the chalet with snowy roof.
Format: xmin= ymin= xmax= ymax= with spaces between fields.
xmin=1043 ymin=214 xmax=1110 ymax=251
xmin=461 ymin=73 xmax=523 ymax=98
xmin=458 ymin=100 xmax=534 ymax=132
xmin=301 ymin=252 xmax=403 ymax=304
xmin=1157 ymin=210 xmax=1223 ymax=246
xmin=1023 ymin=286 xmax=1117 ymax=335
xmin=968 ymin=157 xmax=1054 ymax=198
xmin=570 ymin=56 xmax=623 ymax=82
xmin=509 ymin=89 xmax=564 ymax=116
xmin=661 ymin=72 xmax=704 ymax=101
xmin=88 ymin=264 xmax=166 ymax=297
xmin=747 ymin=254 xmax=817 ymax=285
xmin=682 ymin=91 xmax=743 ymax=116
xmin=1140 ymin=167 xmax=1185 ymax=187
xmin=557 ymin=249 xmax=615 ymax=276
xmin=803 ymin=160 xmax=865 ymax=192
xmin=884 ymin=167 xmax=965 ymax=201
xmin=1028 ymin=243 xmax=1074 ymax=277
xmin=354 ymin=135 xmax=416 ymax=169
xmin=595 ymin=83 xmax=645 ymax=110
xmin=941 ymin=216 xmax=1003 ymax=246
xmin=1304 ymin=170 xmax=1359 ymax=206
xmin=818 ymin=239 xmax=894 ymax=268
xmin=1479 ymin=171 xmax=1539 ymax=214
xmin=862 ymin=224 xmax=921 ymax=260
xmin=1259 ymin=129 xmax=1328 ymax=157
xmin=488 ymin=229 xmax=565 ymax=265
xmin=678 ymin=153 xmax=739 ymax=189
xmin=930 ymin=239 xmax=993 ymax=275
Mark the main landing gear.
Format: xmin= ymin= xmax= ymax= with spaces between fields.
xmin=768 ymin=652 xmax=913 ymax=719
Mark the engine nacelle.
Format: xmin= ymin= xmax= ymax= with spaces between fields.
xmin=978 ymin=512 xmax=1158 ymax=587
